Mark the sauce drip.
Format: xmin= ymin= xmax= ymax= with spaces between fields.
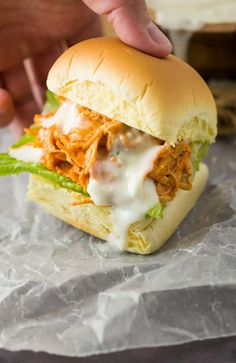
xmin=87 ymin=133 xmax=163 ymax=250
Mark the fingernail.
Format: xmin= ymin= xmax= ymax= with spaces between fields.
xmin=147 ymin=22 xmax=172 ymax=48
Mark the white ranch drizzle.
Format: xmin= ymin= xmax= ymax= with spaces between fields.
xmin=9 ymin=145 xmax=43 ymax=163
xmin=41 ymin=101 xmax=91 ymax=134
xmin=87 ymin=135 xmax=163 ymax=251
xmin=10 ymin=102 xmax=163 ymax=252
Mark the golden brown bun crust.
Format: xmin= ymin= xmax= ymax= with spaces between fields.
xmin=27 ymin=164 xmax=208 ymax=254
xmin=47 ymin=37 xmax=217 ymax=144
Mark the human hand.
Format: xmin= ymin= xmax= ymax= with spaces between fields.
xmin=83 ymin=0 xmax=172 ymax=57
xmin=0 ymin=0 xmax=172 ymax=134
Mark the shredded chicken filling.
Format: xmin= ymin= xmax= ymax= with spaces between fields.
xmin=33 ymin=104 xmax=192 ymax=204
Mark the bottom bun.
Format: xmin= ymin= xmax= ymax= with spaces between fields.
xmin=27 ymin=163 xmax=208 ymax=254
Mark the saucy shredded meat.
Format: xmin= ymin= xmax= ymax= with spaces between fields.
xmin=149 ymin=143 xmax=192 ymax=202
xmin=35 ymin=106 xmax=126 ymax=189
xmin=33 ymin=103 xmax=192 ymax=204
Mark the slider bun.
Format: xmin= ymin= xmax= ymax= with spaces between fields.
xmin=47 ymin=37 xmax=217 ymax=144
xmin=27 ymin=164 xmax=208 ymax=254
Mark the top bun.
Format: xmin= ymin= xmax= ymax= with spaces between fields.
xmin=47 ymin=37 xmax=217 ymax=144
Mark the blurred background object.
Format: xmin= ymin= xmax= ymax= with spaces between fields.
xmin=102 ymin=1 xmax=236 ymax=136
xmin=209 ymin=80 xmax=236 ymax=136
xmin=101 ymin=15 xmax=116 ymax=37
xmin=147 ymin=0 xmax=236 ymax=136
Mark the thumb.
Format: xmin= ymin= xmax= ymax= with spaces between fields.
xmin=83 ymin=0 xmax=172 ymax=57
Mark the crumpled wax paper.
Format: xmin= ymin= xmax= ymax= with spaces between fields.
xmin=0 ymin=128 xmax=235 ymax=358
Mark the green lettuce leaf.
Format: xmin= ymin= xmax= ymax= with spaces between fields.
xmin=11 ymin=124 xmax=39 ymax=149
xmin=0 ymin=91 xmax=84 ymax=195
xmin=0 ymin=153 xmax=87 ymax=195
xmin=190 ymin=142 xmax=209 ymax=173
xmin=12 ymin=89 xmax=58 ymax=150
xmin=42 ymin=90 xmax=60 ymax=114
xmin=146 ymin=202 xmax=164 ymax=219
xmin=11 ymin=133 xmax=36 ymax=149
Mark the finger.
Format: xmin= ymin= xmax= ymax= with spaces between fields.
xmin=10 ymin=43 xmax=70 ymax=134
xmin=28 ymin=42 xmax=71 ymax=119
xmin=30 ymin=43 xmax=66 ymax=98
xmin=83 ymin=0 xmax=172 ymax=57
xmin=2 ymin=64 xmax=38 ymax=108
xmin=10 ymin=98 xmax=39 ymax=136
xmin=2 ymin=43 xmax=73 ymax=134
xmin=0 ymin=89 xmax=15 ymax=127
xmin=23 ymin=58 xmax=45 ymax=110
xmin=2 ymin=64 xmax=40 ymax=131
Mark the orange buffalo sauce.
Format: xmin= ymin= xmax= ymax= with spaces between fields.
xmin=31 ymin=102 xmax=192 ymax=204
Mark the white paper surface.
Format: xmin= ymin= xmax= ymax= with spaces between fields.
xmin=0 ymin=128 xmax=235 ymax=357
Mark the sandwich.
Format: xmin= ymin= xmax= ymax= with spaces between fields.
xmin=0 ymin=37 xmax=217 ymax=254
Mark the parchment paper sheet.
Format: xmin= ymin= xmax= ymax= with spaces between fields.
xmin=0 ymin=128 xmax=235 ymax=358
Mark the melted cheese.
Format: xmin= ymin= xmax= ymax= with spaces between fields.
xmin=41 ymin=101 xmax=91 ymax=134
xmin=87 ymin=145 xmax=163 ymax=251
xmin=9 ymin=145 xmax=43 ymax=163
